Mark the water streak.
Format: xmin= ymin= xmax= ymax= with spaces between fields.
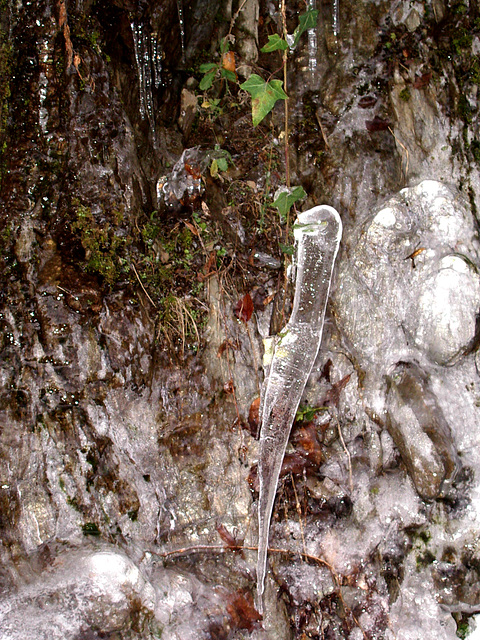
xmin=176 ymin=0 xmax=186 ymax=63
xmin=332 ymin=0 xmax=340 ymax=38
xmin=256 ymin=206 xmax=342 ymax=613
xmin=307 ymin=0 xmax=317 ymax=73
xmin=151 ymin=32 xmax=163 ymax=89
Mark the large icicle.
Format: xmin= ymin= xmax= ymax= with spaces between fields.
xmin=256 ymin=205 xmax=342 ymax=613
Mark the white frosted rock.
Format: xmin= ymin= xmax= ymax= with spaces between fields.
xmin=334 ymin=180 xmax=480 ymax=370
xmin=0 ymin=545 xmax=155 ymax=639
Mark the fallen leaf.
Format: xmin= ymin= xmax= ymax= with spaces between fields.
xmin=247 ymin=397 xmax=260 ymax=437
xmin=321 ymin=358 xmax=333 ymax=382
xmin=292 ymin=423 xmax=323 ymax=466
xmin=198 ymin=251 xmax=217 ymax=280
xmin=222 ymin=50 xmax=236 ymax=76
xmin=226 ymin=590 xmax=262 ymax=631
xmin=280 ymin=452 xmax=310 ymax=476
xmin=413 ymin=72 xmax=432 ymax=89
xmin=234 ymin=293 xmax=254 ymax=323
xmin=216 ymin=523 xmax=244 ymax=551
xmin=358 ymin=95 xmax=377 ymax=109
xmin=183 ymin=220 xmax=199 ymax=236
xmin=217 ymin=339 xmax=239 ymax=357
xmin=63 ymin=23 xmax=73 ymax=68
xmin=58 ymin=0 xmax=67 ymax=28
xmin=365 ymin=116 xmax=390 ymax=132
xmin=324 ymin=373 xmax=351 ymax=407
xmin=184 ymin=162 xmax=202 ymax=179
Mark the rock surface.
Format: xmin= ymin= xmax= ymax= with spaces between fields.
xmin=1 ymin=0 xmax=480 ymax=638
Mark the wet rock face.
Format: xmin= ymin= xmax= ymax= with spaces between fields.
xmin=2 ymin=0 xmax=480 ymax=636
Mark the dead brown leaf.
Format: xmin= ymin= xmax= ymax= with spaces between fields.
xmin=234 ymin=293 xmax=253 ymax=323
xmin=324 ymin=373 xmax=351 ymax=407
xmin=226 ymin=590 xmax=262 ymax=631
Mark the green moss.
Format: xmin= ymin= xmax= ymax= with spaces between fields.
xmin=82 ymin=522 xmax=101 ymax=536
xmin=72 ymin=203 xmax=128 ymax=285
xmin=399 ymin=88 xmax=411 ymax=102
xmin=471 ymin=139 xmax=480 ymax=164
xmin=458 ymin=94 xmax=473 ymax=124
xmin=67 ymin=496 xmax=81 ymax=511
xmin=416 ymin=549 xmax=436 ymax=569
xmin=455 ymin=614 xmax=471 ymax=639
xmin=419 ymin=529 xmax=431 ymax=544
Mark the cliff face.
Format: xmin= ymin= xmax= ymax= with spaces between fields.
xmin=1 ymin=0 xmax=480 ymax=638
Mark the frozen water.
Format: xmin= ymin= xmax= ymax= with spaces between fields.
xmin=256 ymin=205 xmax=342 ymax=612
xmin=157 ymin=147 xmax=206 ymax=206
xmin=332 ymin=0 xmax=339 ymax=37
xmin=131 ymin=21 xmax=162 ymax=134
xmin=176 ymin=0 xmax=186 ymax=62
xmin=307 ymin=0 xmax=317 ymax=73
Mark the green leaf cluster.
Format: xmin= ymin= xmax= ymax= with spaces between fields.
xmin=199 ymin=38 xmax=236 ymax=90
xmin=296 ymin=404 xmax=326 ymax=422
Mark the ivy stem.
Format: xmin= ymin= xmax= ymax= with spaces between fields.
xmin=281 ymin=0 xmax=290 ymax=190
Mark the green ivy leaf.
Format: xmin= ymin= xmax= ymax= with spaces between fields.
xmin=292 ymin=9 xmax=319 ymax=47
xmin=199 ymin=62 xmax=217 ymax=73
xmin=261 ymin=34 xmax=289 ymax=52
xmin=279 ymin=243 xmax=295 ymax=255
xmin=240 ymin=74 xmax=288 ymax=126
xmin=221 ymin=68 xmax=237 ymax=83
xmin=273 ymin=186 xmax=307 ymax=220
xmin=220 ymin=38 xmax=230 ymax=55
xmin=217 ymin=156 xmax=228 ymax=172
xmin=199 ymin=68 xmax=216 ymax=90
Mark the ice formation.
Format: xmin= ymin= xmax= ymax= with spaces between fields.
xmin=307 ymin=0 xmax=317 ymax=73
xmin=176 ymin=0 xmax=186 ymax=62
xmin=332 ymin=0 xmax=339 ymax=37
xmin=131 ymin=21 xmax=163 ymax=133
xmin=256 ymin=205 xmax=342 ymax=612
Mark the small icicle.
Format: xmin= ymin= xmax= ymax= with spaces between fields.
xmin=131 ymin=21 xmax=156 ymax=134
xmin=307 ymin=0 xmax=317 ymax=73
xmin=332 ymin=0 xmax=340 ymax=38
xmin=176 ymin=0 xmax=186 ymax=63
xmin=38 ymin=37 xmax=50 ymax=135
xmin=151 ymin=32 xmax=163 ymax=89
xmin=131 ymin=21 xmax=147 ymax=119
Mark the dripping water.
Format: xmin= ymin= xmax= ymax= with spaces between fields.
xmin=38 ymin=37 xmax=50 ymax=135
xmin=176 ymin=0 xmax=186 ymax=63
xmin=151 ymin=32 xmax=163 ymax=89
xmin=332 ymin=0 xmax=339 ymax=38
xmin=307 ymin=0 xmax=317 ymax=73
xmin=131 ymin=22 xmax=163 ymax=134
